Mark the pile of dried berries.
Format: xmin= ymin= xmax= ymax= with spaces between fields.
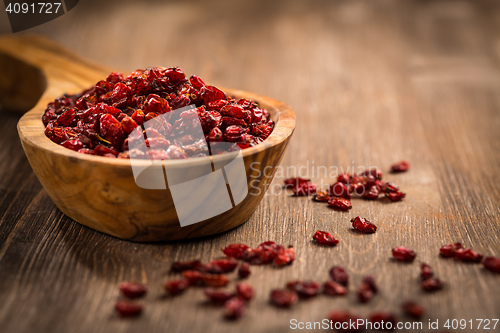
xmin=43 ymin=67 xmax=274 ymax=159
xmin=285 ymin=164 xmax=408 ymax=211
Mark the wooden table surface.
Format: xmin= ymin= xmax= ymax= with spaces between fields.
xmin=0 ymin=1 xmax=499 ymax=332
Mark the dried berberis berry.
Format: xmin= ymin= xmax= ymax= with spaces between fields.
xmin=327 ymin=311 xmax=364 ymax=333
xmin=482 ymin=257 xmax=500 ymax=273
xmin=201 ymin=274 xmax=229 ymax=287
xmin=421 ymin=278 xmax=443 ymax=292
xmin=182 ymin=270 xmax=203 ymax=286
xmin=119 ymin=282 xmax=147 ymax=299
xmin=204 ymin=288 xmax=234 ymax=304
xmin=292 ymin=182 xmax=317 ymax=196
xmin=454 ymin=248 xmax=483 ymax=263
xmin=286 ymin=280 xmax=321 ymax=298
xmin=115 ymin=300 xmax=143 ymax=317
xmin=222 ymin=244 xmax=250 ymax=260
xmin=369 ymin=312 xmax=397 ymax=330
xmin=164 ymin=279 xmax=190 ymax=295
xmin=392 ymin=246 xmax=416 ymax=262
xmin=330 ymin=182 xmax=351 ymax=199
xmin=362 ymin=275 xmax=377 ymax=293
xmin=283 ymin=177 xmax=310 ymax=189
xmin=351 ymin=216 xmax=377 ymax=234
xmin=327 ymin=197 xmax=352 ymax=211
xmin=357 ymin=283 xmax=374 ymax=303
xmin=391 ymin=160 xmax=410 ymax=173
xmin=238 ymin=263 xmax=251 ymax=279
xmin=313 ymin=190 xmax=330 ymax=202
xmin=313 ymin=231 xmax=339 ymax=246
xmin=439 ymin=242 xmax=463 ymax=258
xmin=170 ymin=259 xmax=205 ymax=273
xmin=270 ymin=289 xmax=298 ymax=307
xmin=420 ymin=263 xmax=434 ymax=280
xmin=329 ymin=266 xmax=349 ymax=286
xmin=323 ymin=281 xmax=348 ymax=296
xmin=274 ymin=246 xmax=296 ymax=266
xmin=223 ymin=297 xmax=246 ymax=320
xmin=402 ymin=301 xmax=425 ymax=320
xmin=205 ymin=258 xmax=238 ymax=274
xmin=386 ymin=191 xmax=406 ymax=202
xmin=236 ymin=282 xmax=254 ymax=301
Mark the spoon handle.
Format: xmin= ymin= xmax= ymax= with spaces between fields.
xmin=0 ymin=34 xmax=111 ymax=113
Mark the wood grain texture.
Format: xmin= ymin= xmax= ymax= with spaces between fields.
xmin=0 ymin=0 xmax=499 ymax=332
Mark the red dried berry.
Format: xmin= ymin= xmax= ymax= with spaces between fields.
xmin=270 ymin=289 xmax=298 ymax=308
xmin=439 ymin=242 xmax=463 ymax=258
xmin=223 ymin=297 xmax=246 ymax=320
xmin=205 ymin=258 xmax=238 ymax=274
xmin=323 ymin=281 xmax=348 ymax=296
xmin=386 ymin=191 xmax=406 ymax=202
xmin=358 ymin=168 xmax=383 ymax=180
xmin=201 ymin=274 xmax=229 ymax=287
xmin=402 ymin=301 xmax=425 ymax=320
xmin=313 ymin=231 xmax=339 ymax=246
xmin=329 ymin=266 xmax=349 ymax=286
xmin=362 ymin=185 xmax=380 ymax=200
xmin=369 ymin=312 xmax=397 ymax=330
xmin=327 ymin=197 xmax=352 ymax=211
xmin=292 ymin=182 xmax=317 ymax=196
xmin=351 ymin=216 xmax=377 ymax=234
xmin=238 ymin=263 xmax=251 ymax=279
xmin=170 ymin=259 xmax=206 ymax=273
xmin=236 ymin=282 xmax=254 ymax=301
xmin=392 ymin=246 xmax=416 ymax=262
xmin=283 ymin=177 xmax=310 ymax=188
xmin=119 ymin=282 xmax=147 ymax=299
xmin=362 ymin=275 xmax=377 ymax=293
xmin=391 ymin=160 xmax=410 ymax=173
xmin=286 ymin=280 xmax=321 ymax=298
xmin=337 ymin=173 xmax=351 ymax=184
xmin=330 ymin=182 xmax=352 ymax=199
xmin=163 ymin=279 xmax=189 ymax=295
xmin=454 ymin=248 xmax=483 ymax=263
xmin=421 ymin=278 xmax=443 ymax=292
xmin=274 ymin=246 xmax=296 ymax=266
xmin=204 ymin=288 xmax=234 ymax=304
xmin=381 ymin=182 xmax=399 ymax=193
xmin=313 ymin=190 xmax=330 ymax=202
xmin=115 ymin=300 xmax=143 ymax=318
xmin=357 ymin=283 xmax=374 ymax=303
xmin=482 ymin=256 xmax=500 ymax=273
xmin=181 ymin=270 xmax=203 ymax=286
xmin=222 ymin=244 xmax=250 ymax=260
xmin=420 ymin=263 xmax=434 ymax=280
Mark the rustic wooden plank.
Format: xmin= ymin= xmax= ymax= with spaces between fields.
xmin=0 ymin=0 xmax=499 ymax=332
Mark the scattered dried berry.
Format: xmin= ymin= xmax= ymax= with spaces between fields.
xmin=286 ymin=280 xmax=321 ymax=298
xmin=327 ymin=197 xmax=352 ymax=211
xmin=351 ymin=216 xmax=377 ymax=234
xmin=391 ymin=160 xmax=410 ymax=173
xmin=270 ymin=289 xmax=298 ymax=307
xmin=170 ymin=260 xmax=205 ymax=273
xmin=205 ymin=258 xmax=238 ymax=274
xmin=386 ymin=191 xmax=406 ymax=202
xmin=369 ymin=312 xmax=397 ymax=330
xmin=201 ymin=274 xmax=229 ymax=288
xmin=357 ymin=283 xmax=374 ymax=303
xmin=421 ymin=278 xmax=444 ymax=292
xmin=482 ymin=256 xmax=500 ymax=273
xmin=115 ymin=300 xmax=143 ymax=318
xmin=327 ymin=311 xmax=364 ymax=333
xmin=223 ymin=297 xmax=246 ymax=320
xmin=362 ymin=275 xmax=377 ymax=293
xmin=204 ymin=288 xmax=234 ymax=304
xmin=163 ymin=279 xmax=190 ymax=295
xmin=274 ymin=246 xmax=296 ymax=266
xmin=330 ymin=182 xmax=352 ymax=199
xmin=402 ymin=301 xmax=425 ymax=320
xmin=323 ymin=281 xmax=348 ymax=296
xmin=439 ymin=242 xmax=463 ymax=258
xmin=454 ymin=248 xmax=483 ymax=263
xmin=236 ymin=282 xmax=255 ymax=301
xmin=313 ymin=190 xmax=330 ymax=202
xmin=329 ymin=266 xmax=349 ymax=286
xmin=284 ymin=178 xmax=311 ymax=189
xmin=313 ymin=231 xmax=339 ymax=246
xmin=238 ymin=263 xmax=251 ymax=279
xmin=292 ymin=182 xmax=317 ymax=196
xmin=420 ymin=263 xmax=433 ymax=280
xmin=182 ymin=270 xmax=203 ymax=286
xmin=392 ymin=246 xmax=417 ymax=262
xmin=223 ymin=244 xmax=250 ymax=260
xmin=119 ymin=282 xmax=147 ymax=299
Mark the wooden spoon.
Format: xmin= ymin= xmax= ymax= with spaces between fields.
xmin=0 ymin=34 xmax=295 ymax=242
